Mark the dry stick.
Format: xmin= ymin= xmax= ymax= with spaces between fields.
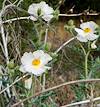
xmin=59 ymin=13 xmax=100 ymax=17
xmin=2 ymin=16 xmax=30 ymax=24
xmin=0 ymin=74 xmax=28 ymax=95
xmin=0 ymin=4 xmax=19 ymax=64
xmin=55 ymin=37 xmax=76 ymax=54
xmin=12 ymin=79 xmax=100 ymax=107
xmin=2 ymin=12 xmax=100 ymax=24
xmin=61 ymin=97 xmax=100 ymax=107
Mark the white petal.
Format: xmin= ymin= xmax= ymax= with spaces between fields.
xmin=40 ymin=1 xmax=54 ymax=15
xmin=21 ymin=52 xmax=33 ymax=66
xmin=40 ymin=53 xmax=52 ymax=65
xmin=25 ymin=77 xmax=32 ymax=89
xmin=30 ymin=66 xmax=46 ymax=76
xmin=19 ymin=65 xmax=27 ymax=73
xmin=75 ymin=28 xmax=85 ymax=36
xmin=28 ymin=3 xmax=38 ymax=17
xmin=87 ymin=34 xmax=99 ymax=41
xmin=33 ymin=50 xmax=44 ymax=58
xmin=76 ymin=35 xmax=88 ymax=42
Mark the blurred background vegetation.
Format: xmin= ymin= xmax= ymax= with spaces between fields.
xmin=0 ymin=0 xmax=100 ymax=106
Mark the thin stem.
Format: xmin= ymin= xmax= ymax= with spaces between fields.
xmin=79 ymin=43 xmax=86 ymax=56
xmin=85 ymin=51 xmax=90 ymax=78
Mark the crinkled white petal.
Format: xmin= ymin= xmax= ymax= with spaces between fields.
xmin=76 ymin=35 xmax=88 ymax=42
xmin=25 ymin=77 xmax=32 ymax=89
xmin=41 ymin=2 xmax=54 ymax=22
xmin=29 ymin=66 xmax=46 ymax=76
xmin=21 ymin=52 xmax=33 ymax=66
xmin=86 ymin=34 xmax=99 ymax=41
xmin=28 ymin=3 xmax=39 ymax=17
xmin=40 ymin=53 xmax=52 ymax=65
xmin=39 ymin=1 xmax=53 ymax=15
xmin=20 ymin=65 xmax=50 ymax=76
xmin=89 ymin=21 xmax=99 ymax=29
xmin=33 ymin=50 xmax=44 ymax=58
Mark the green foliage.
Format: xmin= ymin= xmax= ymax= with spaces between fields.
xmin=31 ymin=91 xmax=56 ymax=107
xmin=89 ymin=57 xmax=100 ymax=78
xmin=72 ymin=83 xmax=86 ymax=101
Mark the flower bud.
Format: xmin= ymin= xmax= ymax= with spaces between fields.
xmin=7 ymin=60 xmax=15 ymax=69
xmin=91 ymin=41 xmax=97 ymax=49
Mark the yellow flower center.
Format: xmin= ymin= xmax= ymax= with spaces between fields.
xmin=32 ymin=59 xmax=41 ymax=66
xmin=84 ymin=28 xmax=91 ymax=33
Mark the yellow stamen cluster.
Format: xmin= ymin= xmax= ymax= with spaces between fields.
xmin=32 ymin=59 xmax=41 ymax=66
xmin=84 ymin=28 xmax=91 ymax=33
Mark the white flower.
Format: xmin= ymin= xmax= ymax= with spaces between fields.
xmin=28 ymin=1 xmax=54 ymax=22
xmin=75 ymin=21 xmax=99 ymax=42
xmin=20 ymin=50 xmax=52 ymax=76
xmin=91 ymin=41 xmax=97 ymax=49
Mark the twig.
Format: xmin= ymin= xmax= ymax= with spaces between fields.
xmin=0 ymin=74 xmax=28 ymax=95
xmin=59 ymin=13 xmax=100 ymax=17
xmin=2 ymin=16 xmax=30 ymax=24
xmin=12 ymin=78 xmax=100 ymax=107
xmin=61 ymin=97 xmax=100 ymax=107
xmin=55 ymin=37 xmax=76 ymax=54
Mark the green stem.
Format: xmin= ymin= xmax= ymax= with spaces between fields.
xmin=79 ymin=43 xmax=86 ymax=55
xmin=85 ymin=51 xmax=90 ymax=78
